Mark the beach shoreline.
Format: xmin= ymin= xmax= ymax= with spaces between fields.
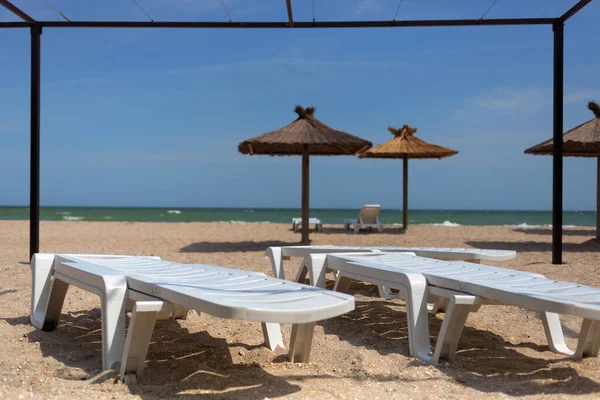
xmin=0 ymin=206 xmax=595 ymax=227
xmin=1 ymin=221 xmax=599 ymax=399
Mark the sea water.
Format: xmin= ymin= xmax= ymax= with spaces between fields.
xmin=0 ymin=206 xmax=593 ymax=227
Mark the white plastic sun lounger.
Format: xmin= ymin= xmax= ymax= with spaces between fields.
xmin=30 ymin=254 xmax=354 ymax=382
xmin=343 ymin=204 xmax=383 ymax=233
xmin=291 ymin=218 xmax=323 ymax=233
xmin=316 ymin=252 xmax=600 ymax=363
xmin=266 ymin=245 xmax=517 ymax=288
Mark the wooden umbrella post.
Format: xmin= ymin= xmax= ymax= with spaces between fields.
xmin=358 ymin=125 xmax=457 ymax=233
xmin=597 ymin=156 xmax=600 ymax=239
xmin=301 ymin=144 xmax=310 ymax=244
xmin=238 ymin=105 xmax=372 ymax=244
xmin=403 ymin=154 xmax=408 ymax=230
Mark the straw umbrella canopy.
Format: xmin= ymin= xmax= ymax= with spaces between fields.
xmin=525 ymin=101 xmax=600 ymax=237
xmin=359 ymin=125 xmax=458 ymax=229
xmin=238 ymin=106 xmax=372 ymax=243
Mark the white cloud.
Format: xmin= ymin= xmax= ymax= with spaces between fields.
xmin=146 ymin=0 xmax=256 ymax=19
xmin=468 ymin=87 xmax=600 ymax=114
xmin=165 ymin=55 xmax=428 ymax=76
xmin=353 ymin=0 xmax=382 ymax=17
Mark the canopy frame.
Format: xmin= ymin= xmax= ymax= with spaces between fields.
xmin=0 ymin=0 xmax=594 ymax=264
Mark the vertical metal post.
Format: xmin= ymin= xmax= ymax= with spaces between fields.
xmin=403 ymin=155 xmax=408 ymax=230
xmin=301 ymin=145 xmax=310 ymax=244
xmin=552 ymin=20 xmax=564 ymax=265
xmin=30 ymin=23 xmax=41 ymax=260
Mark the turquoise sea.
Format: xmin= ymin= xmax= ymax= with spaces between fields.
xmin=0 ymin=207 xmax=594 ymax=227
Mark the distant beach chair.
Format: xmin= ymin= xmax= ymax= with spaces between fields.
xmin=305 ymin=251 xmax=600 ymax=363
xmin=343 ymin=205 xmax=382 ymax=233
xmin=266 ymin=245 xmax=517 ymax=290
xmin=291 ymin=217 xmax=323 ymax=233
xmin=30 ymin=254 xmax=354 ymax=383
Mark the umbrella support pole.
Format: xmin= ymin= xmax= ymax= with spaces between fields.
xmin=301 ymin=145 xmax=310 ymax=244
xmin=403 ymin=155 xmax=408 ymax=230
xmin=30 ymin=24 xmax=41 ymax=260
xmin=551 ymin=20 xmax=564 ymax=264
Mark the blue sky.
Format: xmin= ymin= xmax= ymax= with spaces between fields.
xmin=0 ymin=0 xmax=599 ymax=210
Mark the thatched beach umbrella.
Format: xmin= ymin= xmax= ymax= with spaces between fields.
xmin=238 ymin=106 xmax=372 ymax=243
xmin=359 ymin=125 xmax=458 ymax=229
xmin=525 ymin=101 xmax=600 ymax=238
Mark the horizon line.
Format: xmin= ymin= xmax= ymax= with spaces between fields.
xmin=0 ymin=205 xmax=594 ymax=213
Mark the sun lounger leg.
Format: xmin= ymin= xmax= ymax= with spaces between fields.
xmin=126 ymin=298 xmax=135 ymax=312
xmin=428 ymin=296 xmax=449 ymax=314
xmin=402 ymin=273 xmax=432 ymax=361
xmin=266 ymin=247 xmax=284 ymax=279
xmin=432 ymin=295 xmax=475 ymax=362
xmin=300 ymin=254 xmax=327 ymax=288
xmin=171 ymin=306 xmax=189 ymax=320
xmin=540 ymin=312 xmax=575 ymax=356
xmin=333 ymin=274 xmax=353 ymax=293
xmin=288 ymin=322 xmax=316 ymax=363
xmin=41 ymin=278 xmax=69 ymax=332
xmin=120 ymin=302 xmax=163 ymax=383
xmin=30 ymin=254 xmax=58 ymax=329
xmin=294 ymin=263 xmax=309 ymax=284
xmin=376 ymin=285 xmax=392 ymax=298
xmin=262 ymin=322 xmax=284 ymax=350
xmin=575 ymin=319 xmax=600 ymax=358
xmin=102 ymin=280 xmax=128 ymax=370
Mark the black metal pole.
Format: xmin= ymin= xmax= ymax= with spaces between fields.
xmin=30 ymin=23 xmax=41 ymax=260
xmin=301 ymin=145 xmax=310 ymax=244
xmin=403 ymin=155 xmax=408 ymax=230
xmin=552 ymin=20 xmax=564 ymax=265
xmin=36 ymin=18 xmax=554 ymax=29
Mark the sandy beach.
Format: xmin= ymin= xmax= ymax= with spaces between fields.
xmin=1 ymin=221 xmax=600 ymax=399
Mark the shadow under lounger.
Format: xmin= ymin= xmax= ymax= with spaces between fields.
xmin=30 ymin=254 xmax=355 ymax=383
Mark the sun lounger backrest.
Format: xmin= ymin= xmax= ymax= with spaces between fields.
xmin=358 ymin=205 xmax=381 ymax=224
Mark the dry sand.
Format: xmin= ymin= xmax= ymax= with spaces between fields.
xmin=1 ymin=221 xmax=600 ymax=399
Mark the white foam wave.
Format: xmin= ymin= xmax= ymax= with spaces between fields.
xmin=509 ymin=223 xmax=587 ymax=228
xmin=56 ymin=212 xmax=72 ymax=215
xmin=432 ymin=221 xmax=461 ymax=227
xmin=103 ymin=216 xmax=113 ymax=220
xmin=62 ymin=216 xmax=83 ymax=221
xmin=167 ymin=210 xmax=182 ymax=214
xmin=511 ymin=223 xmax=543 ymax=228
xmin=216 ymin=220 xmax=271 ymax=224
